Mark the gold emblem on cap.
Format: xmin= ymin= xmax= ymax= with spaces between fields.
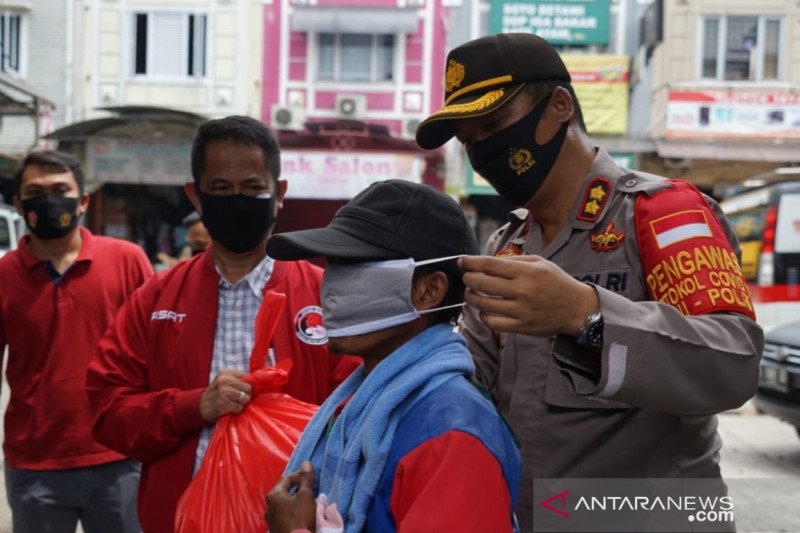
xmin=508 ymin=148 xmax=535 ymax=176
xmin=430 ymin=88 xmax=505 ymax=117
xmin=59 ymin=212 xmax=73 ymax=227
xmin=445 ymin=59 xmax=465 ymax=93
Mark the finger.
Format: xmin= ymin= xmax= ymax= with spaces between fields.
xmin=462 ymin=271 xmax=521 ymax=299
xmin=478 ymin=312 xmax=528 ymax=335
xmin=464 ymin=289 xmax=523 ymax=317
xmin=460 ymin=255 xmax=542 ymax=279
xmin=271 ymin=470 xmax=304 ymax=495
xmin=217 ymin=368 xmax=250 ymax=379
xmin=227 ymin=389 xmax=249 ymax=404
xmin=299 ymin=461 xmax=315 ymax=489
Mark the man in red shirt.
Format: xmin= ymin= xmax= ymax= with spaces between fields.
xmin=0 ymin=150 xmax=153 ymax=533
xmin=87 ymin=116 xmax=360 ymax=533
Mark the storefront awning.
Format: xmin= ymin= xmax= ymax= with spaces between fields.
xmin=656 ymin=139 xmax=800 ymax=163
xmin=0 ymin=72 xmax=54 ymax=115
xmin=291 ymin=7 xmax=419 ymax=34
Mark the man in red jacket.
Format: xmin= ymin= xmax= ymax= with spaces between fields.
xmin=0 ymin=150 xmax=153 ymax=533
xmin=87 ymin=116 xmax=360 ymax=533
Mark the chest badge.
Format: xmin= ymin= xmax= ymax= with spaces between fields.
xmin=294 ymin=306 xmax=328 ymax=345
xmin=590 ymin=221 xmax=625 ymax=252
xmin=577 ymin=177 xmax=611 ymax=222
xmin=496 ymin=243 xmax=524 ymax=257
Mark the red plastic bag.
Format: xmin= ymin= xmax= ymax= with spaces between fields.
xmin=175 ymin=290 xmax=319 ymax=533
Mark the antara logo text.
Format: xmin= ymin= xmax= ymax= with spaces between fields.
xmin=541 ymin=490 xmax=735 ymax=524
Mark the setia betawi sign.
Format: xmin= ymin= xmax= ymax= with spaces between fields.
xmin=280 ymin=151 xmax=424 ymax=200
xmin=666 ymin=90 xmax=800 ymax=139
xmin=490 ymin=0 xmax=610 ymax=45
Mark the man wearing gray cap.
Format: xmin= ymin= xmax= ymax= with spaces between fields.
xmin=417 ymin=33 xmax=763 ymax=531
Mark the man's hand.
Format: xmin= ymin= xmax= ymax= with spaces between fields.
xmin=266 ymin=461 xmax=317 ymax=533
xmin=199 ymin=369 xmax=252 ymax=423
xmin=460 ymin=255 xmax=599 ymax=337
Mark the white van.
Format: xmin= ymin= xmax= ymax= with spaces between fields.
xmin=719 ymin=179 xmax=800 ymax=331
xmin=0 ymin=203 xmax=23 ymax=258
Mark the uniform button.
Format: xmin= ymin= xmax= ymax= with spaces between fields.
xmin=625 ymin=178 xmax=638 ymax=187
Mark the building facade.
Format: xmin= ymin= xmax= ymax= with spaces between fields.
xmin=640 ymin=0 xmax=800 ymax=193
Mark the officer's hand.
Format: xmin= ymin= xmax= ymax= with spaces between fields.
xmin=200 ymin=369 xmax=252 ymax=423
xmin=460 ymin=255 xmax=599 ymax=337
xmin=266 ymin=461 xmax=317 ymax=533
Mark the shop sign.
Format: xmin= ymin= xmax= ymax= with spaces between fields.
xmin=87 ymin=138 xmax=192 ymax=186
xmin=563 ymin=54 xmax=629 ymax=135
xmin=666 ymin=90 xmax=800 ymax=139
xmin=490 ymin=0 xmax=611 ymax=45
xmin=281 ymin=151 xmax=423 ymax=199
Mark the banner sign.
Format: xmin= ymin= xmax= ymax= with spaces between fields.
xmin=88 ymin=138 xmax=192 ymax=186
xmin=666 ymin=90 xmax=800 ymax=139
xmin=281 ymin=151 xmax=423 ymax=199
xmin=563 ymin=54 xmax=629 ymax=135
xmin=490 ymin=0 xmax=611 ymax=45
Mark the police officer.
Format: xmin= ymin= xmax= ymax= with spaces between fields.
xmin=416 ymin=33 xmax=764 ymax=531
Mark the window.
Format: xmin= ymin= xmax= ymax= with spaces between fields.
xmin=701 ymin=16 xmax=782 ymax=81
xmin=317 ymin=33 xmax=395 ymax=83
xmin=132 ymin=12 xmax=207 ymax=78
xmin=0 ymin=11 xmax=22 ymax=75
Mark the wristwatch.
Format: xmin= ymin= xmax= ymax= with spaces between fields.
xmin=575 ymin=311 xmax=604 ymax=349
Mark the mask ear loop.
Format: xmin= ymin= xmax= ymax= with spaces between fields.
xmin=412 ymin=254 xmax=471 ymax=315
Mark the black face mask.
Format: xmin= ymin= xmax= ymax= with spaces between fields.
xmin=468 ymin=93 xmax=569 ymax=207
xmin=199 ymin=192 xmax=276 ymax=254
xmin=20 ymin=194 xmax=81 ymax=239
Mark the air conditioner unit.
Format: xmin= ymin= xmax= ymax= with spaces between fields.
xmin=335 ymin=95 xmax=367 ymax=120
xmin=401 ymin=116 xmax=423 ymax=139
xmin=271 ymin=104 xmax=306 ymax=131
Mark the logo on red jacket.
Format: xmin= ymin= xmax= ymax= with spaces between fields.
xmin=294 ymin=306 xmax=328 ymax=345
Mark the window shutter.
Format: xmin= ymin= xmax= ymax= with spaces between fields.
xmin=150 ymin=12 xmax=186 ymax=77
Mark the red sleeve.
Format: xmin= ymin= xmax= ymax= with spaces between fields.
xmin=390 ymin=431 xmax=513 ymax=533
xmin=635 ymin=180 xmax=756 ymax=319
xmin=87 ymin=282 xmax=207 ymax=463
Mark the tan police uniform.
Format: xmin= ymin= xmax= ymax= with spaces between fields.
xmin=462 ymin=148 xmax=764 ymax=532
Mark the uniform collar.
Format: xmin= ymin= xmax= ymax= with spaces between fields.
xmin=17 ymin=226 xmax=95 ymax=271
xmin=568 ymin=147 xmax=628 ymax=231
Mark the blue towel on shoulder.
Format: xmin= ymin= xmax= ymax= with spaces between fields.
xmin=284 ymin=323 xmax=475 ymax=532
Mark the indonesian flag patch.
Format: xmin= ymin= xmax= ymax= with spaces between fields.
xmin=635 ymin=180 xmax=755 ymax=320
xmin=650 ymin=210 xmax=713 ymax=249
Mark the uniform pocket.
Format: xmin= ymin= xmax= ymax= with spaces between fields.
xmin=544 ymin=352 xmax=630 ymax=410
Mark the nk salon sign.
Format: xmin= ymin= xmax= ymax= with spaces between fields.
xmin=490 ymin=0 xmax=611 ymax=45
xmin=281 ymin=151 xmax=424 ymax=200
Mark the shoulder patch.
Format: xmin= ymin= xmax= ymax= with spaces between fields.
xmin=634 ymin=180 xmax=755 ymax=319
xmin=577 ymin=177 xmax=611 ymax=222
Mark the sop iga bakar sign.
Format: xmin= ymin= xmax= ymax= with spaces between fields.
xmin=281 ymin=151 xmax=423 ymax=200
xmin=636 ymin=183 xmax=756 ymax=320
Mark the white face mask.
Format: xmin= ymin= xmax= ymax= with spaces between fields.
xmin=321 ymin=255 xmax=465 ymax=338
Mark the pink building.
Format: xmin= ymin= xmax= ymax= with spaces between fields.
xmin=261 ymin=0 xmax=448 ymax=149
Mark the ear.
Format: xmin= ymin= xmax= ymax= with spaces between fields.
xmin=549 ymin=85 xmax=575 ymax=125
xmin=184 ymin=182 xmax=201 ymax=213
xmin=77 ymin=192 xmax=91 ymax=216
xmin=12 ymin=195 xmax=23 ymax=216
xmin=275 ymin=179 xmax=288 ymax=211
xmin=535 ymin=86 xmax=574 ymax=144
xmin=411 ymin=271 xmax=449 ymax=311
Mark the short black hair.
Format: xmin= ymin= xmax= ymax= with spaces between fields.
xmin=413 ymin=263 xmax=466 ymax=325
xmin=190 ymin=115 xmax=281 ymax=186
xmin=13 ymin=150 xmax=85 ymax=195
xmin=526 ymin=81 xmax=587 ymax=133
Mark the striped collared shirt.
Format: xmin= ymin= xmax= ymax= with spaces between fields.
xmin=193 ymin=254 xmax=275 ymax=475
